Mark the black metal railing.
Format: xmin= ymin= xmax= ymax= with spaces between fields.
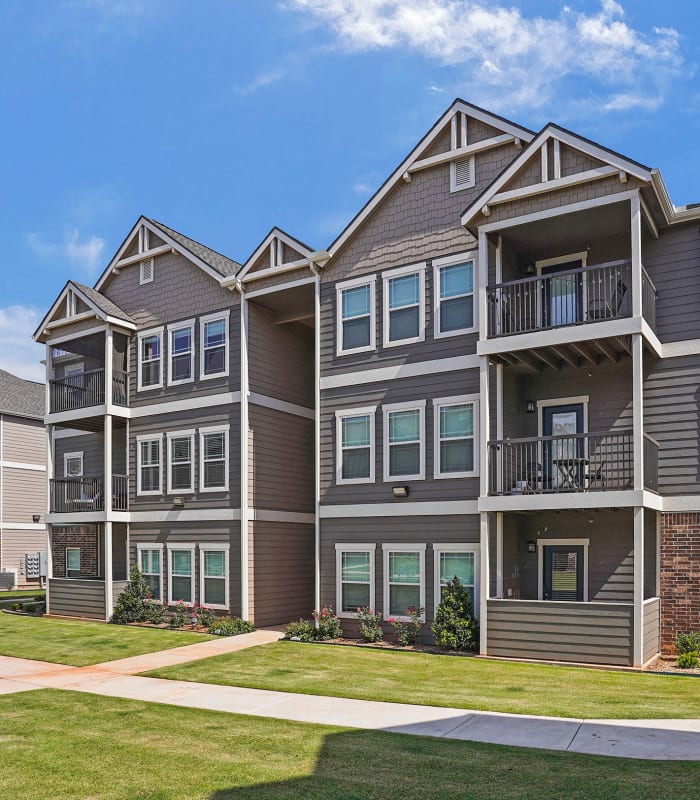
xmin=49 ymin=368 xmax=105 ymax=413
xmin=642 ymin=267 xmax=657 ymax=332
xmin=644 ymin=434 xmax=659 ymax=492
xmin=50 ymin=475 xmax=129 ymax=513
xmin=112 ymin=370 xmax=129 ymax=406
xmin=488 ymin=430 xmax=634 ymax=495
xmin=487 ymin=260 xmax=633 ymax=337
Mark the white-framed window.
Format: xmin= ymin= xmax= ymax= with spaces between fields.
xmin=200 ymin=311 xmax=229 ymax=379
xmin=140 ymin=257 xmax=154 ymax=285
xmin=167 ymin=430 xmax=195 ymax=494
xmin=450 ymin=155 xmax=475 ymax=192
xmin=199 ymin=425 xmax=229 ymax=492
xmin=167 ymin=543 xmax=195 ymax=606
xmin=335 ymin=543 xmax=376 ymax=618
xmin=433 ymin=252 xmax=477 ymax=338
xmin=382 ymin=400 xmax=425 ymax=482
xmin=137 ymin=435 xmax=162 ymax=496
xmin=65 ymin=547 xmax=81 ymax=578
xmin=167 ymin=320 xmax=194 ymax=386
xmin=335 ymin=406 xmax=376 ymax=485
xmin=382 ymin=263 xmax=426 ymax=347
xmin=64 ymin=451 xmax=84 ymax=479
xmin=137 ymin=327 xmax=164 ymax=391
xmin=336 ymin=276 xmax=376 ymax=356
xmin=382 ymin=543 xmax=426 ymax=621
xmin=199 ymin=544 xmax=230 ymax=609
xmin=433 ymin=395 xmax=479 ymax=479
xmin=138 ymin=544 xmax=163 ymax=601
xmin=433 ymin=544 xmax=480 ymax=618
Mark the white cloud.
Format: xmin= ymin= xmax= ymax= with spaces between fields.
xmin=0 ymin=306 xmax=45 ymax=383
xmin=234 ymin=69 xmax=287 ymax=96
xmin=287 ymin=0 xmax=683 ymax=112
xmin=27 ymin=229 xmax=106 ymax=276
xmin=352 ymin=180 xmax=374 ymax=195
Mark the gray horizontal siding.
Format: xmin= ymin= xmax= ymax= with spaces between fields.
xmin=0 ymin=530 xmax=46 ymax=587
xmin=48 ymin=578 xmax=105 ymax=619
xmin=54 ymin=429 xmax=127 ymax=478
xmin=643 ymin=598 xmax=660 ymax=663
xmin=487 ymin=599 xmax=634 ymax=666
xmin=2 ymin=417 xmax=45 ymax=465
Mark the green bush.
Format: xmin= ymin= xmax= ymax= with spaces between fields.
xmin=357 ymin=607 xmax=383 ymax=643
xmin=143 ymin=601 xmax=166 ymax=625
xmin=208 ymin=616 xmax=255 ymax=636
xmin=194 ymin=606 xmax=218 ymax=628
xmin=677 ymin=651 xmax=699 ymax=669
xmin=111 ymin=565 xmax=151 ymax=624
xmin=168 ymin=601 xmax=188 ymax=629
xmin=11 ymin=602 xmax=21 ymax=611
xmin=675 ymin=632 xmax=700 ymax=655
xmin=285 ymin=618 xmax=316 ymax=642
xmin=389 ymin=606 xmax=423 ymax=647
xmin=313 ymin=605 xmax=342 ymax=640
xmin=432 ymin=576 xmax=479 ymax=652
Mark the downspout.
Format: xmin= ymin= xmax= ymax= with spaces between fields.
xmin=309 ymin=263 xmax=322 ymax=617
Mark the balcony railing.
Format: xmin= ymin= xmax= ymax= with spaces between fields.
xmin=488 ymin=430 xmax=634 ymax=495
xmin=48 ymin=368 xmax=129 ymax=413
xmin=487 ymin=259 xmax=641 ymax=338
xmin=644 ymin=434 xmax=659 ymax=492
xmin=50 ymin=475 xmax=128 ymax=513
xmin=642 ymin=267 xmax=657 ymax=332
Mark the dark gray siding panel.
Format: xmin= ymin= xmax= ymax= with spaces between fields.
xmin=54 ymin=430 xmax=127 ymax=477
xmin=487 ymin=599 xmax=634 ymax=666
xmin=644 ymin=510 xmax=658 ymax=599
xmin=48 ymin=578 xmax=105 ymax=619
xmin=643 ymin=598 xmax=660 ymax=662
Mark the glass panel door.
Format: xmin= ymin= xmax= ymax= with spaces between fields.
xmin=541 ymin=261 xmax=583 ymax=328
xmin=542 ymin=403 xmax=584 ymax=490
xmin=543 ymin=545 xmax=584 ymax=601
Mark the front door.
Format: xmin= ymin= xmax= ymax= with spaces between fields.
xmin=542 ymin=403 xmax=584 ymax=489
xmin=543 ymin=545 xmax=584 ymax=601
xmin=541 ymin=260 xmax=583 ymax=328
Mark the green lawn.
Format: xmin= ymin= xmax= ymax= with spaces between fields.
xmin=0 ymin=689 xmax=697 ymax=800
xmin=145 ymin=641 xmax=700 ymax=720
xmin=0 ymin=611 xmax=213 ymax=666
xmin=0 ymin=589 xmax=45 ymax=601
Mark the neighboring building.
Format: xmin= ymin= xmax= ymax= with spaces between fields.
xmin=34 ymin=100 xmax=700 ymax=666
xmin=0 ymin=369 xmax=46 ymax=588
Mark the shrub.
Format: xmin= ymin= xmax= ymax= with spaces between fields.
xmin=142 ymin=600 xmax=166 ymax=625
xmin=208 ymin=616 xmax=255 ymax=636
xmin=11 ymin=602 xmax=21 ymax=611
xmin=111 ymin=565 xmax=151 ymax=624
xmin=677 ymin=651 xmax=699 ymax=669
xmin=313 ymin=605 xmax=343 ymax=640
xmin=675 ymin=632 xmax=700 ymax=655
xmin=168 ymin=601 xmax=188 ymax=629
xmin=389 ymin=606 xmax=423 ymax=647
xmin=357 ymin=607 xmax=383 ymax=643
xmin=194 ymin=606 xmax=218 ymax=628
xmin=285 ymin=618 xmax=316 ymax=642
xmin=432 ymin=576 xmax=479 ymax=651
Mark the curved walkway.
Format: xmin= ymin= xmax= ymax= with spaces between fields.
xmin=1 ymin=633 xmax=699 ymax=762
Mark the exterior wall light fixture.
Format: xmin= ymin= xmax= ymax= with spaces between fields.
xmin=392 ymin=486 xmax=410 ymax=498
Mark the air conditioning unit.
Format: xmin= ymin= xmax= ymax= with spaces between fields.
xmin=0 ymin=569 xmax=17 ymax=590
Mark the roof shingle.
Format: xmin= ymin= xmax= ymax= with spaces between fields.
xmin=147 ymin=219 xmax=241 ymax=278
xmin=0 ymin=369 xmax=45 ymax=419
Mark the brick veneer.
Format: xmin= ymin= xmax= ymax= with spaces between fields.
xmin=660 ymin=513 xmax=700 ymax=653
xmin=51 ymin=526 xmax=99 ymax=578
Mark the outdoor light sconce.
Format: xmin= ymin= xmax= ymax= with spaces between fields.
xmin=32 ymin=514 xmax=41 ymax=524
xmin=525 ymin=262 xmax=536 ymax=275
xmin=173 ymin=497 xmax=186 ymax=507
xmin=392 ymin=486 xmax=410 ymax=498
xmin=526 ymin=400 xmax=536 ymax=414
xmin=526 ymin=540 xmax=537 ymax=553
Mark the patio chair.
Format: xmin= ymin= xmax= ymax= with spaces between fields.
xmin=586 ymin=460 xmax=607 ymax=490
xmin=587 ymin=279 xmax=628 ymax=321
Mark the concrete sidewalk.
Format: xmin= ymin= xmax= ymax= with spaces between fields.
xmin=1 ymin=649 xmax=699 ymax=760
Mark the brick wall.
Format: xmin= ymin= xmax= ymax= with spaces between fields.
xmin=51 ymin=526 xmax=99 ymax=578
xmin=660 ymin=513 xmax=700 ymax=653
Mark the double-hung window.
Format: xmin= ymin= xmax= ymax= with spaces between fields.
xmin=335 ymin=543 xmax=375 ymax=617
xmin=64 ymin=451 xmax=83 ymax=479
xmin=434 ymin=253 xmax=476 ymax=337
xmin=66 ymin=547 xmax=81 ymax=578
xmin=167 ymin=430 xmax=194 ymax=494
xmin=336 ymin=407 xmax=376 ymax=485
xmin=336 ymin=276 xmax=375 ymax=355
xmin=167 ymin=320 xmax=194 ymax=385
xmin=382 ymin=264 xmax=425 ymax=347
xmin=434 ymin=395 xmax=479 ymax=479
xmin=138 ymin=327 xmax=163 ymax=391
xmin=382 ymin=544 xmax=425 ymax=621
xmin=200 ymin=311 xmax=229 ymax=379
xmin=383 ymin=401 xmax=425 ymax=481
xmin=137 ymin=435 xmax=162 ymax=495
xmin=168 ymin=544 xmax=195 ymax=606
xmin=138 ymin=545 xmax=163 ymax=601
xmin=200 ymin=545 xmax=229 ymax=608
xmin=434 ymin=544 xmax=480 ymax=617
xmin=199 ymin=425 xmax=229 ymax=492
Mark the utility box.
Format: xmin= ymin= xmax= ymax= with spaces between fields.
xmin=24 ymin=552 xmax=47 ymax=580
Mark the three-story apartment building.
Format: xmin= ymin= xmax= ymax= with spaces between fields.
xmin=35 ymin=100 xmax=700 ymax=666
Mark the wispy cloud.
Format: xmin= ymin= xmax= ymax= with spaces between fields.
xmin=0 ymin=306 xmax=45 ymax=383
xmin=352 ymin=180 xmax=375 ymax=195
xmin=233 ymin=69 xmax=287 ymax=96
xmin=286 ymin=0 xmax=683 ymax=112
xmin=27 ymin=229 xmax=106 ymax=276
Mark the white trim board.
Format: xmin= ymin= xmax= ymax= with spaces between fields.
xmin=249 ymin=509 xmax=315 ymax=525
xmin=129 ymin=392 xmax=241 ymax=418
xmin=0 ymin=461 xmax=46 ymax=472
xmin=320 ymin=500 xmax=479 ymax=518
xmin=129 ymin=509 xmax=242 ymax=523
xmin=249 ymin=393 xmax=314 ymax=420
xmin=321 ymin=354 xmax=479 ymax=390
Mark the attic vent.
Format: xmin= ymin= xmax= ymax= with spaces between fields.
xmin=140 ymin=258 xmax=154 ymax=285
xmin=451 ymin=155 xmax=475 ymax=192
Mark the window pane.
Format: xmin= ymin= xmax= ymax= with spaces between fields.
xmin=440 ymin=440 xmax=473 ymax=473
xmin=389 ymin=306 xmax=419 ymax=340
xmin=204 ymin=346 xmax=225 ymax=375
xmin=204 ymin=432 xmax=225 ymax=460
xmin=204 ymin=577 xmax=225 ymax=606
xmin=171 ymin=576 xmax=191 ymax=601
xmin=204 ymin=461 xmax=226 ymax=488
xmin=342 ymin=448 xmax=370 ymax=480
xmin=441 ymin=296 xmax=473 ymax=332
xmin=66 ymin=549 xmax=80 ymax=572
xmin=171 ymin=463 xmax=191 ymax=490
xmin=171 ymin=438 xmax=191 ymax=462
xmin=204 ymin=319 xmax=226 ymax=347
xmin=440 ymin=552 xmax=474 ymax=587
xmin=172 ymin=353 xmax=191 ymax=381
xmin=341 ymin=551 xmax=370 ymax=582
xmin=204 ymin=551 xmax=225 ymax=578
xmin=142 ymin=465 xmax=160 ymax=492
xmin=440 ymin=263 xmax=473 ymax=299
xmin=141 ymin=440 xmax=160 ymax=465
xmin=145 ymin=573 xmax=160 ymax=600
xmin=171 ymin=328 xmax=191 ymax=354
xmin=342 ymin=415 xmax=370 ymax=447
xmin=440 ymin=405 xmax=473 ymax=438
xmin=389 ymin=410 xmax=419 ymax=443
xmin=141 ymin=361 xmax=160 ymax=386
xmin=390 ymin=443 xmax=420 ymax=476
xmin=342 ymin=285 xmax=370 ymax=318
xmin=66 ymin=457 xmax=82 ymax=477
xmin=389 ymin=584 xmax=420 ymax=616
xmin=342 ymin=317 xmax=370 ymax=349
xmin=142 ymin=335 xmax=160 ymax=360
xmin=389 ymin=552 xmax=420 ymax=583
xmin=389 ymin=274 xmax=419 ymax=308
xmin=172 ymin=550 xmax=191 ymax=576
xmin=342 ymin=583 xmax=369 ymax=612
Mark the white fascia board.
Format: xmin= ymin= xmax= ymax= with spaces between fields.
xmin=321 ymin=354 xmax=479 ymax=391
xmin=129 ymin=509 xmax=242 ymax=523
xmin=478 ymin=490 xmax=643 ymax=513
xmin=320 ymin=500 xmax=479 ymax=518
xmin=238 ymin=227 xmax=315 ymax=280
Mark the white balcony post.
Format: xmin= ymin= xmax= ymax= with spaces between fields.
xmin=480 ymin=512 xmax=490 ymax=655
xmin=239 ymin=291 xmax=249 ymax=621
xmin=633 ymin=506 xmax=645 ymax=666
xmin=45 ymin=424 xmax=53 ymax=612
xmin=631 ymin=193 xmax=643 ymax=319
xmin=104 ymin=413 xmax=113 ymax=619
xmin=105 ymin=327 xmax=114 ymax=414
xmin=632 ymin=333 xmax=644 ymax=491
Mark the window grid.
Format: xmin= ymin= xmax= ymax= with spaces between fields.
xmin=336 ymin=276 xmax=376 ymax=356
xmin=382 ymin=264 xmax=425 ymax=348
xmin=168 ymin=545 xmax=195 ymax=606
xmin=167 ymin=431 xmax=194 ymax=494
xmin=200 ymin=312 xmax=229 ymax=379
xmin=138 ymin=328 xmax=163 ymax=391
xmin=434 ymin=255 xmax=477 ymax=338
xmin=199 ymin=426 xmax=229 ymax=492
xmin=137 ymin=436 xmax=162 ymax=495
xmin=168 ymin=321 xmax=194 ymax=386
xmin=200 ymin=545 xmax=229 ymax=609
xmin=382 ymin=544 xmax=426 ymax=622
xmin=138 ymin=547 xmax=162 ymax=601
xmin=335 ymin=544 xmax=376 ymax=619
xmin=336 ymin=407 xmax=376 ymax=485
xmin=433 ymin=544 xmax=480 ymax=618
xmin=433 ymin=395 xmax=479 ymax=479
xmin=383 ymin=401 xmax=425 ymax=482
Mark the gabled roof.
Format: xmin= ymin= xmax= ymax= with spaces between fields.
xmin=460 ymin=123 xmax=653 ymax=228
xmin=327 ymin=98 xmax=535 ymax=258
xmin=0 ymin=369 xmax=45 ymax=419
xmin=236 ymin=226 xmax=316 ymax=281
xmin=147 ymin=218 xmax=241 ymax=278
xmin=71 ymin=282 xmax=135 ymax=325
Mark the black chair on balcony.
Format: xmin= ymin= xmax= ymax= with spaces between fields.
xmin=587 ymin=279 xmax=628 ymax=321
xmin=586 ymin=460 xmax=607 ymax=490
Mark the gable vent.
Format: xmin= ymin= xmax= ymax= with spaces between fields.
xmin=140 ymin=258 xmax=154 ymax=285
xmin=451 ymin=155 xmax=475 ymax=192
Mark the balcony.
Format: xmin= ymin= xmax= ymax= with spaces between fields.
xmin=48 ymin=369 xmax=129 ymax=414
xmin=49 ymin=475 xmax=129 ymax=513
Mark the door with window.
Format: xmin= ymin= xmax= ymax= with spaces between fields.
xmin=542 ymin=403 xmax=585 ymax=489
xmin=540 ymin=259 xmax=583 ymax=328
xmin=543 ymin=545 xmax=584 ymax=601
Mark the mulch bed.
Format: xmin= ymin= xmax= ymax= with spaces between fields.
xmin=289 ymin=636 xmax=476 ymax=657
xmin=644 ymin=655 xmax=700 ymax=676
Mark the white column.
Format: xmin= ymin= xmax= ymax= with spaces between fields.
xmin=105 ymin=327 xmax=114 ymax=414
xmin=479 ymin=511 xmax=490 ymax=655
xmin=633 ymin=506 xmax=645 ymax=666
xmin=631 ymin=193 xmax=643 ymax=318
xmin=496 ymin=512 xmax=503 ymax=598
xmin=313 ymin=268 xmax=321 ymax=616
xmin=478 ymin=232 xmax=491 ymax=655
xmin=632 ymin=333 xmax=644 ymax=491
xmin=239 ymin=293 xmax=250 ymax=620
xmin=104 ymin=413 xmax=113 ymax=619
xmin=45 ymin=423 xmax=53 ymax=613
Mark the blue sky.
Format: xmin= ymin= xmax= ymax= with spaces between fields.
xmin=1 ymin=0 xmax=698 ymax=380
